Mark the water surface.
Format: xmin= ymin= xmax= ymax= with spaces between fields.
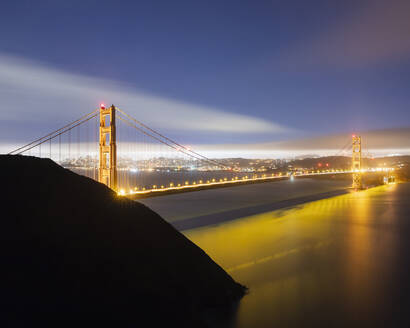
xmin=185 ymin=183 xmax=410 ymax=327
xmin=141 ymin=177 xmax=350 ymax=224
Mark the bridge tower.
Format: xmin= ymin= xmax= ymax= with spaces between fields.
xmin=98 ymin=104 xmax=117 ymax=191
xmin=352 ymin=134 xmax=362 ymax=189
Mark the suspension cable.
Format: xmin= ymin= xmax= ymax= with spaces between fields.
xmin=115 ymin=107 xmax=229 ymax=169
xmin=13 ymin=113 xmax=98 ymax=155
xmin=333 ymin=138 xmax=352 ymax=157
xmin=117 ymin=114 xmax=208 ymax=163
xmin=8 ymin=109 xmax=99 ymax=155
xmin=116 ymin=114 xmax=226 ymax=169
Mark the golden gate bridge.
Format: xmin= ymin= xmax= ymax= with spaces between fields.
xmin=8 ymin=104 xmax=394 ymax=197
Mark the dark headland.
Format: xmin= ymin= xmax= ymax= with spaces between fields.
xmin=0 ymin=155 xmax=245 ymax=327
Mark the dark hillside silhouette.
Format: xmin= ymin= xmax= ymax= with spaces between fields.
xmin=0 ymin=155 xmax=245 ymax=327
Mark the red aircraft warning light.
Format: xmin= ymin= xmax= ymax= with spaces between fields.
xmin=100 ymin=103 xmax=105 ymax=109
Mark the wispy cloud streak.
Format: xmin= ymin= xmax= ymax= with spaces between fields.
xmin=191 ymin=127 xmax=410 ymax=158
xmin=0 ymin=54 xmax=290 ymax=137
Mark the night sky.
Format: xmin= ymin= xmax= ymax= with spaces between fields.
xmin=1 ymin=0 xmax=409 ymax=154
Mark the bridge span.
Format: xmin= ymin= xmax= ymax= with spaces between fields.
xmin=8 ymin=104 xmax=395 ymax=196
xmin=125 ymin=169 xmax=392 ymax=199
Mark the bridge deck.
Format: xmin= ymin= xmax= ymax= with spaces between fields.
xmin=127 ymin=171 xmax=353 ymax=199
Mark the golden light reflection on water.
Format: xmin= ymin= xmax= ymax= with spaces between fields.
xmin=185 ymin=191 xmax=354 ymax=275
xmin=341 ymin=184 xmax=399 ymax=322
xmin=185 ymin=184 xmax=402 ymax=328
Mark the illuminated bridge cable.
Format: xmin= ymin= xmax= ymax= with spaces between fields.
xmin=12 ymin=113 xmax=98 ymax=155
xmin=8 ymin=109 xmax=99 ymax=155
xmin=116 ymin=114 xmax=208 ymax=163
xmin=361 ymin=138 xmax=373 ymax=158
xmin=115 ymin=107 xmax=229 ymax=169
xmin=333 ymin=138 xmax=352 ymax=157
xmin=116 ymin=107 xmax=229 ymax=168
xmin=338 ymin=139 xmax=352 ymax=153
xmin=116 ymin=114 xmax=224 ymax=168
xmin=117 ymin=114 xmax=230 ymax=170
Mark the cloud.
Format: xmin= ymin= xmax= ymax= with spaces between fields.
xmin=269 ymin=127 xmax=410 ymax=150
xmin=282 ymin=0 xmax=410 ymax=69
xmin=190 ymin=127 xmax=410 ymax=158
xmin=0 ymin=53 xmax=290 ymax=139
